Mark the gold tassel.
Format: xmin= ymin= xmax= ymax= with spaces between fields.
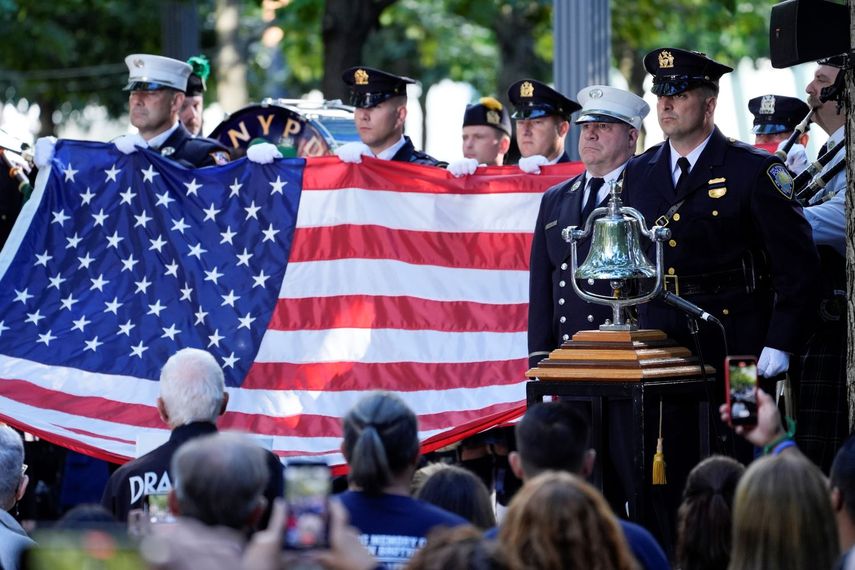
xmin=652 ymin=398 xmax=667 ymax=485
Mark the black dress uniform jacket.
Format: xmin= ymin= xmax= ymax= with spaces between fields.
xmin=391 ymin=136 xmax=447 ymax=167
xmin=528 ymin=171 xmax=614 ymax=368
xmin=100 ymin=421 xmax=283 ymax=523
xmin=622 ymin=127 xmax=819 ymax=369
xmin=157 ymin=124 xmax=231 ymax=168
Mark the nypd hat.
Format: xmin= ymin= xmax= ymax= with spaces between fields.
xmin=575 ymin=85 xmax=650 ymax=130
xmin=341 ymin=66 xmax=415 ymax=109
xmin=643 ymin=47 xmax=733 ymax=97
xmin=507 ymin=79 xmax=581 ymax=121
xmin=748 ymin=95 xmax=810 ymax=135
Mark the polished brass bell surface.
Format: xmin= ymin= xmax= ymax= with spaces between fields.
xmin=576 ymin=215 xmax=657 ymax=280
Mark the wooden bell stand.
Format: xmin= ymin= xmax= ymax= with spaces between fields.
xmin=525 ymin=327 xmax=716 ymax=551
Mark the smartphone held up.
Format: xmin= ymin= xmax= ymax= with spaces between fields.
xmin=283 ymin=461 xmax=332 ymax=550
xmin=725 ymin=356 xmax=758 ymax=426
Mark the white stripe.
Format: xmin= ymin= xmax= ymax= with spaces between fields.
xmin=296 ymin=188 xmax=540 ymax=232
xmin=255 ymin=328 xmax=526 ymax=364
xmin=279 ymin=259 xmax=529 ymax=303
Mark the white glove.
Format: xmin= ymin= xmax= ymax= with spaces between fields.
xmin=757 ymin=346 xmax=790 ymax=377
xmin=246 ymin=142 xmax=282 ymax=164
xmin=34 ymin=136 xmax=57 ymax=169
xmin=446 ymin=158 xmax=479 ymax=178
xmin=777 ymin=141 xmax=809 ymax=176
xmin=518 ymin=154 xmax=549 ymax=174
xmin=113 ymin=133 xmax=149 ymax=155
xmin=334 ymin=141 xmax=373 ymax=164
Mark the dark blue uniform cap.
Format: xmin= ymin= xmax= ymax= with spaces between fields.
xmin=341 ymin=66 xmax=415 ymax=109
xmin=507 ymin=79 xmax=581 ymax=120
xmin=747 ymin=95 xmax=810 ymax=135
xmin=462 ymin=97 xmax=512 ymax=136
xmin=643 ymin=48 xmax=733 ymax=96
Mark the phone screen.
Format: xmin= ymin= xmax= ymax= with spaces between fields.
xmin=726 ymin=356 xmax=758 ymax=426
xmin=144 ymin=493 xmax=175 ymax=525
xmin=283 ymin=462 xmax=331 ymax=550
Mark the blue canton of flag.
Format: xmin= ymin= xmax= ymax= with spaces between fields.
xmin=0 ymin=141 xmax=303 ymax=387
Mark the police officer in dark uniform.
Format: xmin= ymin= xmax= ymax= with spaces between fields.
xmin=180 ymin=55 xmax=210 ymax=137
xmin=622 ymin=48 xmax=819 ymax=384
xmin=508 ymin=79 xmax=580 ymax=173
xmin=528 ymin=85 xmax=650 ymax=367
xmin=335 ymin=66 xmax=445 ymax=166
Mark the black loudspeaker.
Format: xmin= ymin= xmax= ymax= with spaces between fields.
xmin=770 ymin=0 xmax=851 ymax=68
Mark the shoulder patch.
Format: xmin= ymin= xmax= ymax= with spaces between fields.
xmin=767 ymin=163 xmax=794 ymax=199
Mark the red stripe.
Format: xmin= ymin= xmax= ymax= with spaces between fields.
xmin=289 ymin=225 xmax=532 ymax=270
xmin=302 ymin=156 xmax=584 ymax=194
xmin=420 ymin=402 xmax=526 ymax=455
xmin=268 ymin=295 xmax=526 ymax=333
xmin=242 ymin=360 xmax=527 ymax=391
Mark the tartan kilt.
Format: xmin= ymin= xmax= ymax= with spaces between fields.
xmin=795 ymin=321 xmax=849 ymax=473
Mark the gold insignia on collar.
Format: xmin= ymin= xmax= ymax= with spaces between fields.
xmin=486 ymin=110 xmax=500 ymax=125
xmin=759 ymin=95 xmax=775 ymax=115
xmin=708 ymin=177 xmax=726 ymax=185
xmin=658 ymin=50 xmax=675 ymax=69
xmin=354 ymin=69 xmax=369 ymax=86
xmin=520 ymin=81 xmax=534 ymax=98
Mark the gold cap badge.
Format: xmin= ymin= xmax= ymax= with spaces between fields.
xmin=486 ymin=110 xmax=500 ymax=125
xmin=658 ymin=50 xmax=675 ymax=69
xmin=354 ymin=69 xmax=369 ymax=86
xmin=520 ymin=81 xmax=534 ymax=98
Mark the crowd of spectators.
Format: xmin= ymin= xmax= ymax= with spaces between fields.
xmin=1 ymin=350 xmax=853 ymax=570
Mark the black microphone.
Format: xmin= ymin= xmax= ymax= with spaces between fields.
xmin=659 ymin=290 xmax=721 ymax=325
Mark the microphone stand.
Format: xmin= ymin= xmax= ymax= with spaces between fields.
xmin=686 ymin=314 xmax=732 ymax=456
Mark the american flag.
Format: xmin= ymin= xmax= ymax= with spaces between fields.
xmin=0 ymin=140 xmax=582 ymax=467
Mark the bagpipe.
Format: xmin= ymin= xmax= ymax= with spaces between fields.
xmin=0 ymin=128 xmax=33 ymax=199
xmin=208 ymin=98 xmax=360 ymax=158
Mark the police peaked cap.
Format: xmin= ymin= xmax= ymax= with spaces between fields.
xmin=342 ymin=66 xmax=416 ymax=109
xmin=507 ymin=79 xmax=581 ymax=120
xmin=644 ymin=48 xmax=733 ymax=96
xmin=748 ymin=95 xmax=810 ymax=135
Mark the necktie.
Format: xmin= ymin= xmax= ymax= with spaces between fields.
xmin=581 ymin=177 xmax=605 ymax=222
xmin=674 ymin=157 xmax=691 ymax=195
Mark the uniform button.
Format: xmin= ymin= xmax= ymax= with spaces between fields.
xmin=560 ymin=263 xmax=568 ymax=270
xmin=559 ymin=280 xmax=566 ymax=287
xmin=668 ymin=239 xmax=677 ymax=247
xmin=672 ymin=213 xmax=681 ymax=221
xmin=559 ymin=316 xmax=566 ymax=323
xmin=712 ymin=210 xmax=719 ymax=216
xmin=667 ymin=267 xmax=676 ymax=275
xmin=587 ymin=278 xmax=595 ymax=285
xmin=562 ymin=334 xmax=569 ymax=341
xmin=558 ymin=298 xmax=565 ymax=305
xmin=722 ymin=308 xmax=729 ymax=315
xmin=587 ymin=315 xmax=594 ymax=322
xmin=0 ymin=215 xmax=5 ymax=221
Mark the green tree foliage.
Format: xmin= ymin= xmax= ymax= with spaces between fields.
xmin=611 ymin=0 xmax=772 ymax=95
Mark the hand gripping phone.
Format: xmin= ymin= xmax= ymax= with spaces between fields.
xmin=283 ymin=461 xmax=331 ymax=550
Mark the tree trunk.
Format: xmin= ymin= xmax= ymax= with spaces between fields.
xmin=215 ymin=0 xmax=248 ymax=113
xmin=321 ymin=0 xmax=398 ymax=101
xmin=846 ymin=1 xmax=855 ymax=431
xmin=494 ymin=6 xmax=551 ymax=113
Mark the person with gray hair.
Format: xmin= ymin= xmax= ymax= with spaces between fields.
xmin=337 ymin=392 xmax=465 ymax=569
xmin=100 ymin=348 xmax=282 ymax=525
xmin=142 ymin=432 xmax=269 ymax=570
xmin=0 ymin=425 xmax=34 ymax=570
